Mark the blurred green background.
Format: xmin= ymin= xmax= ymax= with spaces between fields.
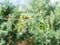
xmin=0 ymin=0 xmax=60 ymax=45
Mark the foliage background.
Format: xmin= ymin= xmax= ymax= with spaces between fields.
xmin=0 ymin=0 xmax=60 ymax=45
